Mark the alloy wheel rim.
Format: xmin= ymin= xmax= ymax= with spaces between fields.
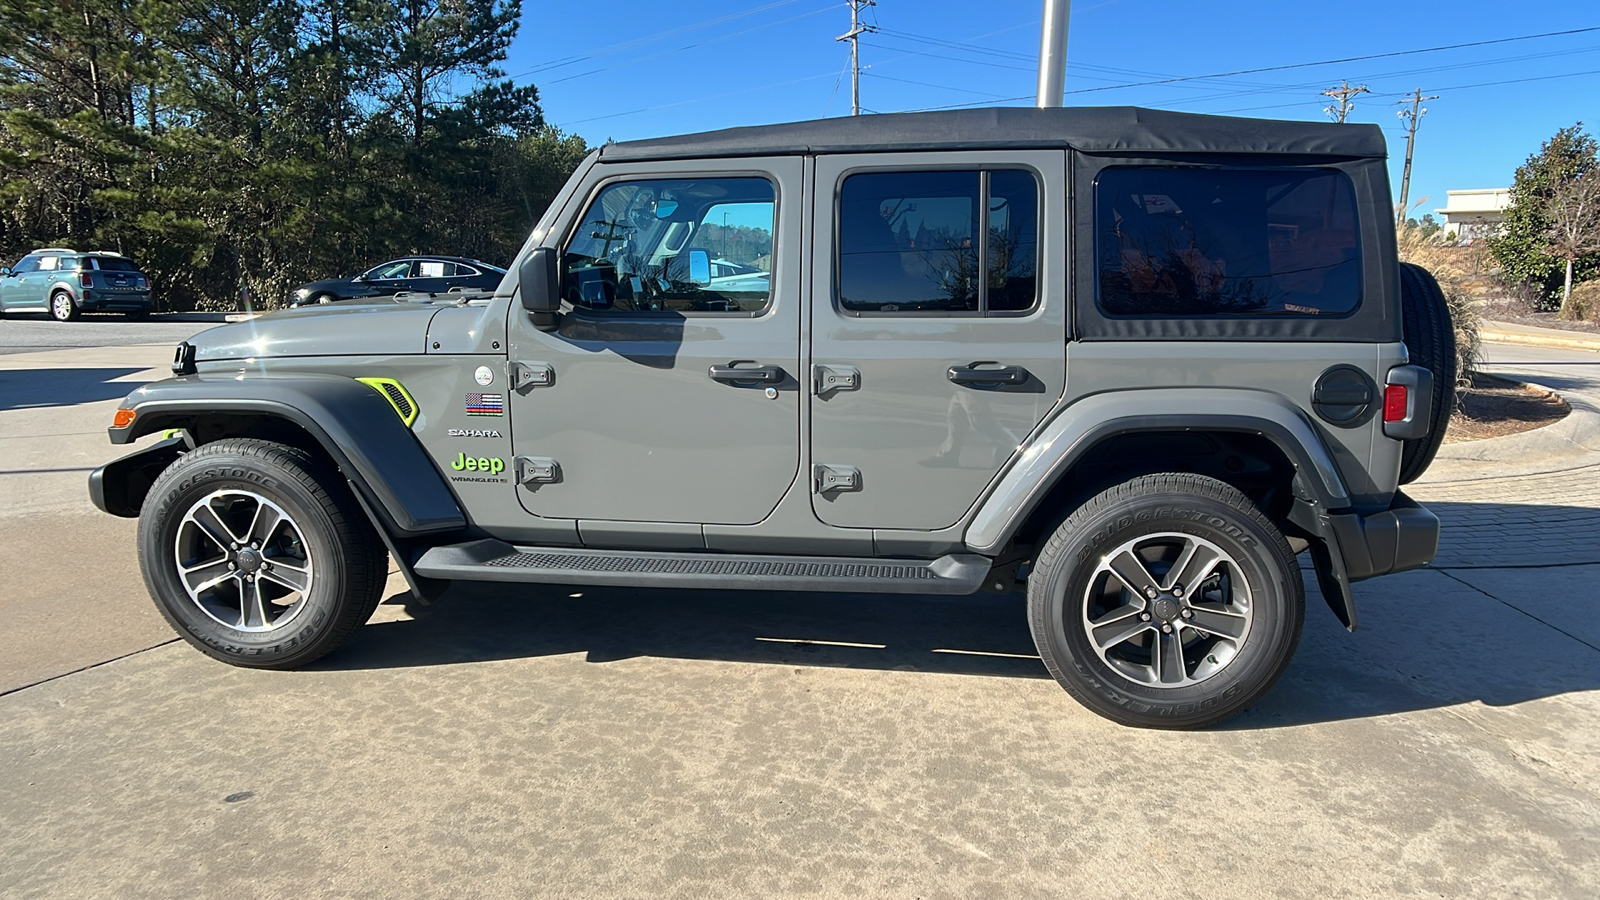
xmin=1078 ymin=532 xmax=1254 ymax=689
xmin=52 ymin=296 xmax=70 ymax=318
xmin=174 ymin=490 xmax=314 ymax=633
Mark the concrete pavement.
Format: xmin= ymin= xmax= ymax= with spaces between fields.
xmin=1 ymin=332 xmax=1597 ymax=899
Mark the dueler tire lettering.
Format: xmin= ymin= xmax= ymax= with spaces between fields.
xmin=1026 ymin=472 xmax=1304 ymax=730
xmin=137 ymin=438 xmax=387 ymax=670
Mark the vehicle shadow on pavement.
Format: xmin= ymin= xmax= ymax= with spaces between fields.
xmin=317 ymin=499 xmax=1600 ymax=728
xmin=0 ymin=367 xmax=145 ymax=410
xmin=324 ymin=582 xmax=1050 ymax=680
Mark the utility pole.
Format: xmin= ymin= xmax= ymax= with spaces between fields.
xmin=1321 ymin=80 xmax=1369 ymax=123
xmin=1395 ymin=88 xmax=1439 ymax=225
xmin=1035 ymin=0 xmax=1072 ymax=108
xmin=836 ymin=0 xmax=876 ymax=116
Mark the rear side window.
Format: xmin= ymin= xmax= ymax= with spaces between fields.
xmin=88 ymin=256 xmax=139 ymax=272
xmin=838 ymin=169 xmax=1039 ymax=315
xmin=1096 ymin=167 xmax=1361 ymax=318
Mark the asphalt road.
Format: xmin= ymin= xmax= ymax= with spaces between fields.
xmin=0 ymin=312 xmax=227 ymax=355
xmin=0 ymin=337 xmax=1597 ymax=898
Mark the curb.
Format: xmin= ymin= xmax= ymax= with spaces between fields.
xmin=1480 ymin=325 xmax=1600 ymax=353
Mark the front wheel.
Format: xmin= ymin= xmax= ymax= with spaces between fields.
xmin=1027 ymin=473 xmax=1304 ymax=729
xmin=138 ymin=438 xmax=388 ymax=669
xmin=50 ymin=292 xmax=79 ymax=321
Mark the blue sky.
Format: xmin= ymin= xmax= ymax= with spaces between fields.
xmin=507 ymin=1 xmax=1600 ymax=220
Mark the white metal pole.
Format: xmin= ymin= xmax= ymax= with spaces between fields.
xmin=1035 ymin=0 xmax=1071 ymax=108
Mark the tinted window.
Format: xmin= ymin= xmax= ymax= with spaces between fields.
xmin=368 ymin=260 xmax=413 ymax=279
xmin=9 ymin=256 xmax=39 ymax=274
xmin=59 ymin=256 xmax=80 ymax=271
xmin=838 ymin=169 xmax=1038 ymax=314
xmin=89 ymin=256 xmax=138 ymax=272
xmin=1097 ymin=167 xmax=1362 ymax=317
xmin=563 ymin=177 xmax=775 ymax=314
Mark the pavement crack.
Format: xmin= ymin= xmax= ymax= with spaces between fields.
xmin=1435 ymin=569 xmax=1600 ymax=654
xmin=0 ymin=639 xmax=179 ymax=699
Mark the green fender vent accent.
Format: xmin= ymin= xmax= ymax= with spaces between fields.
xmin=357 ymin=377 xmax=419 ymax=427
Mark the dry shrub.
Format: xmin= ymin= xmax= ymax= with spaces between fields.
xmin=1398 ymin=225 xmax=1482 ymax=385
xmin=1559 ymin=279 xmax=1600 ymax=322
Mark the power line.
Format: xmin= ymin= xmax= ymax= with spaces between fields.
xmin=897 ymin=24 xmax=1600 ymax=112
xmin=543 ymin=5 xmax=836 ymax=86
xmin=1321 ymin=81 xmax=1370 ymax=122
xmin=506 ymin=0 xmax=812 ymax=79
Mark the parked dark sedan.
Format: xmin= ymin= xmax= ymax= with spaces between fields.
xmin=290 ymin=256 xmax=505 ymax=306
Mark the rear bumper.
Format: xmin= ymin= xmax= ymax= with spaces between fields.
xmin=81 ymin=289 xmax=152 ymax=310
xmin=1329 ymin=491 xmax=1440 ymax=581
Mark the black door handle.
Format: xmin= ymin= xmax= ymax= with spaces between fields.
xmin=948 ymin=362 xmax=1029 ymax=386
xmin=709 ymin=362 xmax=785 ymax=384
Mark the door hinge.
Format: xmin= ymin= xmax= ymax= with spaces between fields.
xmin=515 ymin=456 xmax=561 ymax=485
xmin=511 ymin=361 xmax=555 ymax=391
xmin=813 ymin=463 xmax=861 ymax=494
xmin=812 ymin=364 xmax=860 ymax=396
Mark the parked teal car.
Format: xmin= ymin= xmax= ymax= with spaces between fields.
xmin=0 ymin=248 xmax=153 ymax=321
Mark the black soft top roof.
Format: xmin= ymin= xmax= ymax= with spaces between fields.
xmin=599 ymin=106 xmax=1386 ymax=162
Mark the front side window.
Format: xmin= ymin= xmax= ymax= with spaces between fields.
xmin=1097 ymin=167 xmax=1362 ymax=318
xmin=367 ymin=260 xmax=413 ymax=280
xmin=563 ymin=177 xmax=775 ymax=314
xmin=838 ymin=169 xmax=1039 ymax=315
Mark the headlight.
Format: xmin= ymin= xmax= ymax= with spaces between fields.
xmin=294 ymin=287 xmax=311 ymax=299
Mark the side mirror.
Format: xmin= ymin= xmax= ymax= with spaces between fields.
xmin=518 ymin=247 xmax=560 ymax=331
xmin=0 ymin=267 xmax=10 ymax=277
xmin=687 ymin=248 xmax=711 ymax=286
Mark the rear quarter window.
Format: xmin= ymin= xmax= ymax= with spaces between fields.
xmin=1096 ymin=167 xmax=1362 ymax=318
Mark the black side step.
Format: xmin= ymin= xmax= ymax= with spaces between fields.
xmin=413 ymin=539 xmax=993 ymax=595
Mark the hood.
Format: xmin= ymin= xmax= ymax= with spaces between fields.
xmin=190 ymin=300 xmax=447 ymax=362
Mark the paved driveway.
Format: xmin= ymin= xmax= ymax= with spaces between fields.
xmin=1 ymin=337 xmax=1597 ymax=899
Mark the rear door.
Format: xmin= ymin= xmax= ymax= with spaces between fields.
xmin=809 ymin=151 xmax=1068 ymax=529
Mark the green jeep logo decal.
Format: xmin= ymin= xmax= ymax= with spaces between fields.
xmin=451 ymin=453 xmax=505 ymax=475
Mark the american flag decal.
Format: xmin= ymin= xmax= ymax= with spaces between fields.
xmin=465 ymin=393 xmax=504 ymax=416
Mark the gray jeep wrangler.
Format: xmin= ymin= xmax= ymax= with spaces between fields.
xmin=89 ymin=107 xmax=1450 ymax=729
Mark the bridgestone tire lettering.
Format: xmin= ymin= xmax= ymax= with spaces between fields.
xmin=138 ymin=437 xmax=387 ymax=670
xmin=1026 ymin=472 xmax=1304 ymax=730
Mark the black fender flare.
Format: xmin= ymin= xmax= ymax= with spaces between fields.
xmin=97 ymin=374 xmax=466 ymax=539
xmin=964 ymin=389 xmax=1361 ymax=629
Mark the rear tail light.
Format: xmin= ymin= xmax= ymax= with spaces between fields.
xmin=136 ymin=274 xmax=149 ymax=289
xmin=80 ymin=272 xmax=94 ymax=288
xmin=1383 ymin=384 xmax=1408 ymax=422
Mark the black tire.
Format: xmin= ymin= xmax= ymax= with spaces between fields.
xmin=1398 ymin=262 xmax=1456 ymax=484
xmin=138 ymin=438 xmax=388 ymax=669
xmin=1027 ymin=473 xmax=1304 ymax=729
xmin=125 ymin=308 xmax=150 ymax=320
xmin=50 ymin=291 xmax=79 ymax=321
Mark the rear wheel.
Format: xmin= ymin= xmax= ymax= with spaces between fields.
xmin=138 ymin=438 xmax=388 ymax=669
xmin=1398 ymin=262 xmax=1456 ymax=484
xmin=1027 ymin=473 xmax=1304 ymax=729
xmin=50 ymin=291 xmax=79 ymax=321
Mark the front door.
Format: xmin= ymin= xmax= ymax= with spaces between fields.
xmin=507 ymin=157 xmax=803 ymax=525
xmin=809 ymin=151 xmax=1068 ymax=530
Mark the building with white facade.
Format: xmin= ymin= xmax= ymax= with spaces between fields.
xmin=1435 ymin=188 xmax=1511 ymax=243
